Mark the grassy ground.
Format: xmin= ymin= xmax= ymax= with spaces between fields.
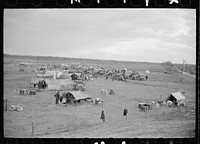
xmin=3 ymin=55 xmax=196 ymax=138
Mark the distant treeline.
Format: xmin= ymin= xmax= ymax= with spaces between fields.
xmin=161 ymin=61 xmax=196 ymax=75
xmin=5 ymin=54 xmax=195 ymax=74
xmin=4 ymin=54 xmax=160 ymax=65
xmin=175 ymin=63 xmax=196 ymax=75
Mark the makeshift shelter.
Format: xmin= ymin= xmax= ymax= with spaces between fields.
xmin=60 ymin=91 xmax=91 ymax=104
xmin=166 ymin=92 xmax=186 ymax=106
xmin=45 ymin=79 xmax=74 ymax=91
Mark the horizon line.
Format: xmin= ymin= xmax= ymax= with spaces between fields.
xmin=3 ymin=53 xmax=196 ymax=65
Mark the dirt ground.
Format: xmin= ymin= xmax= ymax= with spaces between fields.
xmin=3 ymin=56 xmax=196 ymax=138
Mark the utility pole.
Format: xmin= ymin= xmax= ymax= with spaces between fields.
xmin=181 ymin=58 xmax=185 ymax=74
xmin=185 ymin=63 xmax=187 ymax=72
xmin=180 ymin=58 xmax=185 ymax=83
xmin=35 ymin=56 xmax=39 ymax=71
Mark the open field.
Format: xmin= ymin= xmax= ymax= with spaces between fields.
xmin=3 ymin=55 xmax=196 ymax=138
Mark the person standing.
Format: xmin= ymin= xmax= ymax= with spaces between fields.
xmin=101 ymin=110 xmax=105 ymax=122
xmin=105 ymin=74 xmax=108 ymax=80
xmin=54 ymin=91 xmax=60 ymax=104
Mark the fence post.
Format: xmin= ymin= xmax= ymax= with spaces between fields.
xmin=31 ymin=122 xmax=34 ymax=136
xmin=5 ymin=98 xmax=7 ymax=111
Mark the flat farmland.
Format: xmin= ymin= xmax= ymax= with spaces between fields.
xmin=3 ymin=55 xmax=196 ymax=138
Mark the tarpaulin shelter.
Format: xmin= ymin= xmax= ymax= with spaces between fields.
xmin=166 ymin=92 xmax=186 ymax=106
xmin=60 ymin=91 xmax=91 ymax=104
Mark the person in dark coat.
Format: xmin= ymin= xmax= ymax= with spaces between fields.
xmin=54 ymin=91 xmax=60 ymax=104
xmin=145 ymin=75 xmax=148 ymax=80
xmin=101 ymin=110 xmax=105 ymax=122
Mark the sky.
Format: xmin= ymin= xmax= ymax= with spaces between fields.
xmin=4 ymin=9 xmax=196 ymax=64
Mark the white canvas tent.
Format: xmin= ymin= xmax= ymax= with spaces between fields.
xmin=169 ymin=92 xmax=185 ymax=101
xmin=67 ymin=91 xmax=91 ymax=101
xmin=61 ymin=91 xmax=91 ymax=104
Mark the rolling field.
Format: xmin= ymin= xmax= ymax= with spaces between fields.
xmin=3 ymin=55 xmax=196 ymax=138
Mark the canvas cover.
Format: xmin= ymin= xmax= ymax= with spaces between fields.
xmin=169 ymin=92 xmax=185 ymax=101
xmin=67 ymin=91 xmax=91 ymax=100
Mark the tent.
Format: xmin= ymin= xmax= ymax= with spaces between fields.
xmin=45 ymin=79 xmax=74 ymax=91
xmin=166 ymin=92 xmax=186 ymax=105
xmin=61 ymin=91 xmax=91 ymax=104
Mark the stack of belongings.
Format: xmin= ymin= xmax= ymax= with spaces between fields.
xmin=9 ymin=104 xmax=23 ymax=112
xmin=19 ymin=89 xmax=36 ymax=95
xmin=101 ymin=89 xmax=115 ymax=95
xmin=138 ymin=102 xmax=152 ymax=112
